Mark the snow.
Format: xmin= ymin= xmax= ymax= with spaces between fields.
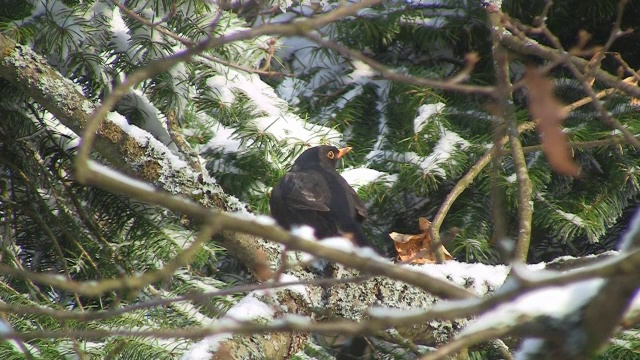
xmin=255 ymin=215 xmax=276 ymax=226
xmin=320 ymin=236 xmax=357 ymax=253
xmin=109 ymin=7 xmax=130 ymax=53
xmin=401 ymin=15 xmax=448 ymax=28
xmin=225 ymin=195 xmax=251 ymax=214
xmin=120 ymin=89 xmax=177 ymax=152
xmin=0 ymin=319 xmax=12 ymax=335
xmin=28 ymin=1 xmax=87 ymax=59
xmin=291 ymin=225 xmax=317 ymax=240
xmin=419 ymin=131 xmax=469 ymax=176
xmin=86 ymin=160 xmax=157 ymax=193
xmin=367 ymin=129 xmax=469 ymax=178
xmin=124 ymin=7 xmax=175 ymax=62
xmin=277 ymin=273 xmax=310 ymax=299
xmin=367 ymin=307 xmax=427 ymax=318
xmin=253 ymin=273 xmax=311 ymax=301
xmin=208 ymin=70 xmax=287 ymax=115
xmin=509 ymin=262 xmax=565 ymax=284
xmin=181 ymin=293 xmax=274 ymax=360
xmin=514 ymin=338 xmax=545 ymax=360
xmin=555 ymin=209 xmax=586 ymax=227
xmin=226 ymin=294 xmax=275 ymax=321
xmin=409 ymin=261 xmax=510 ymax=295
xmin=202 ymin=123 xmax=243 ymax=154
xmin=618 ymin=208 xmax=640 ymax=251
xmin=277 ymin=77 xmax=311 ymax=106
xmin=41 ymin=112 xmax=80 ymax=151
xmin=288 ymin=226 xmax=320 ymax=264
xmin=367 ymin=101 xmax=469 ymax=178
xmin=345 ymin=60 xmax=376 ymax=85
xmin=201 ymin=64 xmax=343 ymax=154
xmin=315 ymin=60 xmax=379 ymax=124
xmin=205 ymin=76 xmax=236 ymax=107
xmin=168 ymin=62 xmax=191 ymax=115
xmin=340 ymin=167 xmax=397 ymax=189
xmin=253 ymin=116 xmax=332 ymax=145
xmin=359 ymin=247 xmax=387 ymax=260
xmin=370 ymin=80 xmax=391 ymax=152
xmin=181 ymin=333 xmax=231 ymax=360
xmin=105 ymin=112 xmax=188 ymax=172
xmin=252 ymin=115 xmax=341 ymax=145
xmin=278 ymin=36 xmax=348 ymax=90
xmin=105 ymin=110 xmax=129 ymax=127
xmin=320 ymin=85 xmax=365 ymax=123
xmin=459 ymin=279 xmax=605 ymax=336
xmin=414 ymin=102 xmax=445 ymax=134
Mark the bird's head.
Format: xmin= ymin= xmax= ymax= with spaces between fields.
xmin=292 ymin=145 xmax=352 ymax=170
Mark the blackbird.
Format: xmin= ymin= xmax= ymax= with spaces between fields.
xmin=269 ymin=145 xmax=371 ymax=247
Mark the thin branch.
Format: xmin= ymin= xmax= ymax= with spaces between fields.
xmin=0 ymin=157 xmax=474 ymax=299
xmin=428 ymin=76 xmax=632 ymax=262
xmin=581 ymin=0 xmax=631 ymax=81
xmin=521 ymin=136 xmax=631 ymax=153
xmin=497 ymin=11 xmax=640 ymax=149
xmin=305 ymin=32 xmax=493 ymax=95
xmin=0 ymin=218 xmax=221 ymax=297
xmin=419 ymin=327 xmax=509 ymax=360
xmin=489 ymin=9 xmax=533 ymax=261
xmin=75 ymin=0 xmax=384 ymax=175
xmin=111 ymin=0 xmax=286 ymax=77
xmin=612 ymin=53 xmax=640 ymax=82
xmin=0 ymin=275 xmax=369 ymax=322
xmin=497 ymin=16 xmax=640 ymax=100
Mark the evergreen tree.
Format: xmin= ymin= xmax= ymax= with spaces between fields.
xmin=1 ymin=0 xmax=640 ymax=358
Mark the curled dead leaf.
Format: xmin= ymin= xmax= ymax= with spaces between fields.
xmin=391 ymin=217 xmax=453 ymax=264
xmin=254 ymin=250 xmax=275 ymax=281
xmin=524 ymin=67 xmax=580 ymax=177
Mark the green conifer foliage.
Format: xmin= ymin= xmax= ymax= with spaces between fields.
xmin=1 ymin=0 xmax=640 ymax=357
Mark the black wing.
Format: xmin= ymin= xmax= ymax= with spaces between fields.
xmin=270 ymin=170 xmax=338 ymax=236
xmin=349 ymin=186 xmax=368 ymax=222
xmin=278 ymin=171 xmax=330 ymax=212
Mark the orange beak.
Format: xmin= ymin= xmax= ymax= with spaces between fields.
xmin=336 ymin=147 xmax=352 ymax=159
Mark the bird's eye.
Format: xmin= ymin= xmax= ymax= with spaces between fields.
xmin=327 ymin=151 xmax=335 ymax=159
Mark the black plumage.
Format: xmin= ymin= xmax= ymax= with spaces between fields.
xmin=269 ymin=145 xmax=371 ymax=247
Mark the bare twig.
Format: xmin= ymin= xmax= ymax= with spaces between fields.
xmin=580 ymin=0 xmax=631 ymax=81
xmin=428 ymin=80 xmax=632 ymax=261
xmin=0 ymin=275 xmax=369 ymax=322
xmin=75 ymin=0 xmax=384 ymax=171
xmin=522 ymin=136 xmax=631 ymax=153
xmin=0 ymin=218 xmax=221 ymax=297
xmin=305 ymin=32 xmax=493 ymax=95
xmin=489 ymin=10 xmax=533 ymax=261
xmin=497 ymin=18 xmax=640 ymax=100
xmin=419 ymin=328 xmax=508 ymax=360
xmin=497 ymin=11 xmax=640 ymax=150
xmin=165 ymin=110 xmax=202 ymax=172
xmin=111 ymin=0 xmax=288 ymax=77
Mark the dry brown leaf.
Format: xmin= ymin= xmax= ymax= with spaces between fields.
xmin=524 ymin=67 xmax=580 ymax=177
xmin=213 ymin=344 xmax=232 ymax=360
xmin=390 ymin=217 xmax=453 ymax=264
xmin=254 ymin=250 xmax=275 ymax=281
